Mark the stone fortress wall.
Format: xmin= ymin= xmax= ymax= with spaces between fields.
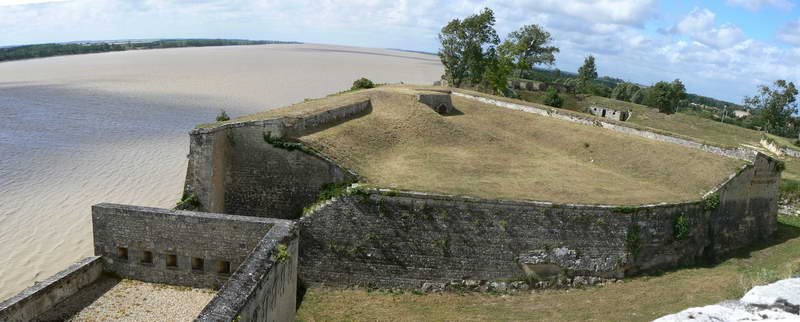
xmin=93 ymin=204 xmax=275 ymax=289
xmin=181 ymin=88 xmax=780 ymax=292
xmin=0 ymin=257 xmax=103 ymax=321
xmin=0 ymin=205 xmax=299 ymax=322
xmin=299 ymin=153 xmax=780 ymax=288
xmin=183 ymin=100 xmax=369 ymax=218
xmin=2 ymin=88 xmax=782 ymax=322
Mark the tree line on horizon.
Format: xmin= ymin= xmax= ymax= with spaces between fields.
xmin=0 ymin=39 xmax=299 ymax=63
xmin=437 ymin=7 xmax=799 ymax=139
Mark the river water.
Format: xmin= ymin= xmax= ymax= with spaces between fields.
xmin=0 ymin=43 xmax=442 ymax=300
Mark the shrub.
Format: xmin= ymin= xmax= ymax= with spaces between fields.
xmin=776 ymin=160 xmax=786 ymax=172
xmin=216 ymin=110 xmax=230 ymax=122
xmin=543 ymin=88 xmax=563 ymax=108
xmin=781 ymin=179 xmax=800 ymax=202
xmin=175 ymin=193 xmax=200 ymax=210
xmin=703 ymin=193 xmax=720 ymax=211
xmin=351 ymin=77 xmax=376 ymax=90
xmin=674 ymin=213 xmax=690 ymax=240
xmin=276 ymin=244 xmax=290 ymax=263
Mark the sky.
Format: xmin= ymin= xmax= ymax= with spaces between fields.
xmin=1 ymin=0 xmax=799 ymax=103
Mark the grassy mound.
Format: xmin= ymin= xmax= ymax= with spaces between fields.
xmin=298 ymin=86 xmax=742 ymax=205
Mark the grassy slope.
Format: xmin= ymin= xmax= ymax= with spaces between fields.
xmin=520 ymin=91 xmax=800 ymax=184
xmin=297 ymin=217 xmax=800 ymax=322
xmin=519 ymin=90 xmax=765 ymax=148
xmin=300 ymin=87 xmax=741 ymax=205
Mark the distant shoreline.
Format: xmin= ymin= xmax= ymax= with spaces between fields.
xmin=0 ymin=38 xmax=302 ymax=63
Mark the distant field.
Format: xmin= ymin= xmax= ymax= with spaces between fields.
xmin=297 ymin=216 xmax=800 ymax=322
xmin=518 ymin=89 xmax=765 ymax=149
xmin=297 ymin=86 xmax=742 ymax=205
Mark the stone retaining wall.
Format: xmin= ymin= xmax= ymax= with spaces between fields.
xmin=183 ymin=101 xmax=366 ymax=218
xmin=92 ymin=204 xmax=274 ymax=289
xmin=0 ymin=256 xmax=103 ymax=322
xmin=454 ymin=92 xmax=756 ymax=161
xmin=197 ymin=220 xmax=298 ymax=322
xmin=298 ymin=153 xmax=780 ymax=288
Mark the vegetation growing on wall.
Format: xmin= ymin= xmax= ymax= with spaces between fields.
xmin=302 ymin=180 xmax=359 ymax=216
xmin=263 ymin=131 xmax=310 ymax=152
xmin=175 ymin=193 xmax=201 ymax=210
xmin=673 ymin=214 xmax=690 ymax=240
xmin=626 ymin=224 xmax=641 ymax=259
xmin=276 ymin=244 xmax=290 ymax=263
xmin=703 ymin=193 xmax=720 ymax=211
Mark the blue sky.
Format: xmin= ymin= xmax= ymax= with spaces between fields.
xmin=1 ymin=0 xmax=799 ymax=103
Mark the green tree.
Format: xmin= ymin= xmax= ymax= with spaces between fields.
xmin=577 ymin=55 xmax=598 ymax=93
xmin=630 ymin=88 xmax=646 ymax=104
xmin=216 ymin=110 xmax=230 ymax=122
xmin=669 ymin=79 xmax=687 ymax=113
xmin=351 ymin=77 xmax=375 ymax=90
xmin=745 ymin=80 xmax=798 ymax=135
xmin=646 ymin=79 xmax=686 ymax=114
xmin=498 ymin=24 xmax=558 ymax=77
xmin=612 ymin=82 xmax=641 ymax=102
xmin=482 ymin=47 xmax=514 ymax=95
xmin=438 ymin=7 xmax=499 ymax=87
xmin=543 ymin=88 xmax=563 ymax=107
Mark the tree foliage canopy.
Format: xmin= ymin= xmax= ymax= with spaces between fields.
xmin=745 ymin=80 xmax=798 ymax=136
xmin=438 ymin=8 xmax=559 ymax=95
xmin=578 ymin=55 xmax=598 ymax=83
xmin=438 ymin=7 xmax=499 ymax=87
xmin=645 ymin=79 xmax=686 ymax=114
xmin=498 ymin=24 xmax=558 ymax=75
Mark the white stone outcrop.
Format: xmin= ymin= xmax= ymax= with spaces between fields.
xmin=654 ymin=278 xmax=800 ymax=322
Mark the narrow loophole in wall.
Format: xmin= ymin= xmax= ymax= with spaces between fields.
xmin=141 ymin=250 xmax=153 ymax=264
xmin=166 ymin=254 xmax=177 ymax=267
xmin=117 ymin=247 xmax=128 ymax=260
xmin=192 ymin=257 xmax=204 ymax=271
xmin=216 ymin=261 xmax=231 ymax=274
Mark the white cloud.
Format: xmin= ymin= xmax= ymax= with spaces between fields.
xmin=0 ymin=0 xmax=796 ymax=103
xmin=778 ymin=19 xmax=800 ymax=46
xmin=671 ymin=8 xmax=746 ymax=49
xmin=0 ymin=0 xmax=68 ymax=6
xmin=725 ymin=0 xmax=794 ymax=11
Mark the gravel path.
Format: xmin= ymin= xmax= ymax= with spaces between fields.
xmin=37 ymin=277 xmax=216 ymax=321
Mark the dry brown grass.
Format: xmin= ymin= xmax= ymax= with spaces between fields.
xmin=297 ymin=217 xmax=800 ymax=322
xmin=300 ymin=86 xmax=743 ymax=205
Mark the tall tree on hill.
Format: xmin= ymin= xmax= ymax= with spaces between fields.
xmin=669 ymin=79 xmax=686 ymax=112
xmin=611 ymin=82 xmax=640 ymax=101
xmin=483 ymin=46 xmax=514 ymax=95
xmin=577 ymin=55 xmax=598 ymax=92
xmin=745 ymin=80 xmax=798 ymax=136
xmin=646 ymin=79 xmax=686 ymax=114
xmin=498 ymin=24 xmax=559 ymax=77
xmin=438 ymin=7 xmax=499 ymax=87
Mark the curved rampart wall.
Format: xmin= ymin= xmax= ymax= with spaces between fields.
xmin=183 ymin=101 xmax=368 ymax=218
xmin=298 ymin=153 xmax=780 ymax=288
xmin=453 ymin=92 xmax=756 ymax=161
